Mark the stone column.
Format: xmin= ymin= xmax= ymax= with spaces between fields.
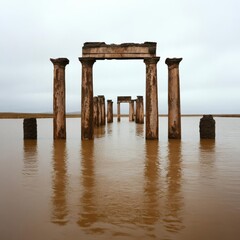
xmin=107 ymin=100 xmax=113 ymax=123
xmin=129 ymin=100 xmax=135 ymax=121
xmin=165 ymin=58 xmax=182 ymax=139
xmin=23 ymin=118 xmax=37 ymax=139
xmin=97 ymin=96 xmax=102 ymax=126
xmin=138 ymin=96 xmax=144 ymax=124
xmin=200 ymin=115 xmax=215 ymax=139
xmin=135 ymin=98 xmax=139 ymax=123
xmin=93 ymin=96 xmax=99 ymax=127
xmin=79 ymin=58 xmax=95 ymax=140
xmin=117 ymin=101 xmax=121 ymax=122
xmin=144 ymin=57 xmax=160 ymax=139
xmin=98 ymin=95 xmax=105 ymax=125
xmin=50 ymin=58 xmax=69 ymax=139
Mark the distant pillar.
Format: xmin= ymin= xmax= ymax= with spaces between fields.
xmin=107 ymin=100 xmax=113 ymax=123
xmin=79 ymin=57 xmax=95 ymax=140
xmin=117 ymin=101 xmax=121 ymax=122
xmin=166 ymin=58 xmax=182 ymax=139
xmin=144 ymin=57 xmax=160 ymax=139
xmin=138 ymin=96 xmax=144 ymax=124
xmin=129 ymin=100 xmax=135 ymax=121
xmin=93 ymin=97 xmax=99 ymax=127
xmin=98 ymin=95 xmax=106 ymax=125
xmin=23 ymin=118 xmax=37 ymax=139
xmin=135 ymin=98 xmax=139 ymax=123
xmin=50 ymin=58 xmax=69 ymax=139
xmin=200 ymin=115 xmax=215 ymax=139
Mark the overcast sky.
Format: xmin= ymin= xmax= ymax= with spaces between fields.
xmin=0 ymin=0 xmax=239 ymax=114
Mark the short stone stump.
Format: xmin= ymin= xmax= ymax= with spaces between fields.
xmin=23 ymin=118 xmax=37 ymax=139
xmin=199 ymin=115 xmax=215 ymax=139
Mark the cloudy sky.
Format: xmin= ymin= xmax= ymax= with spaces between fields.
xmin=0 ymin=0 xmax=239 ymax=114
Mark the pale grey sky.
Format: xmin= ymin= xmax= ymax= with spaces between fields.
xmin=0 ymin=0 xmax=239 ymax=114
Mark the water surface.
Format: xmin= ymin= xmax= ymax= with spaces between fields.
xmin=0 ymin=117 xmax=240 ymax=240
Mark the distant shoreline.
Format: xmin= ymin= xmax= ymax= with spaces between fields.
xmin=0 ymin=112 xmax=240 ymax=119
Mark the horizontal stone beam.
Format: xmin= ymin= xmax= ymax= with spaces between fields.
xmin=117 ymin=96 xmax=132 ymax=102
xmin=82 ymin=42 xmax=157 ymax=59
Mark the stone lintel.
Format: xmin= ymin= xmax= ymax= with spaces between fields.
xmin=117 ymin=96 xmax=132 ymax=103
xmin=82 ymin=42 xmax=157 ymax=59
xmin=107 ymin=99 xmax=113 ymax=102
xmin=165 ymin=58 xmax=182 ymax=68
xmin=50 ymin=58 xmax=69 ymax=67
xmin=137 ymin=96 xmax=143 ymax=99
xmin=98 ymin=95 xmax=105 ymax=99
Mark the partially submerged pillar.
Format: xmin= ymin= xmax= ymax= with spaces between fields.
xmin=107 ymin=100 xmax=113 ymax=123
xmin=200 ymin=115 xmax=215 ymax=139
xmin=144 ymin=57 xmax=160 ymax=139
xmin=129 ymin=100 xmax=135 ymax=121
xmin=137 ymin=96 xmax=144 ymax=124
xmin=79 ymin=58 xmax=95 ymax=140
xmin=50 ymin=58 xmax=69 ymax=139
xmin=23 ymin=118 xmax=37 ymax=139
xmin=98 ymin=95 xmax=106 ymax=125
xmin=117 ymin=101 xmax=121 ymax=122
xmin=165 ymin=58 xmax=182 ymax=139
xmin=93 ymin=96 xmax=99 ymax=127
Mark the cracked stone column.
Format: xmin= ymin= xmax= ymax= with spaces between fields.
xmin=144 ymin=57 xmax=160 ymax=139
xmin=129 ymin=100 xmax=135 ymax=121
xmin=93 ymin=96 xmax=99 ymax=127
xmin=117 ymin=101 xmax=121 ymax=122
xmin=50 ymin=58 xmax=69 ymax=139
xmin=79 ymin=57 xmax=95 ymax=140
xmin=137 ymin=96 xmax=144 ymax=124
xmin=107 ymin=100 xmax=113 ymax=123
xmin=165 ymin=58 xmax=182 ymax=139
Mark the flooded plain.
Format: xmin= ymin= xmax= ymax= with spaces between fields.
xmin=0 ymin=117 xmax=240 ymax=240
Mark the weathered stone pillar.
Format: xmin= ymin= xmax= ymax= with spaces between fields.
xmin=93 ymin=96 xmax=99 ymax=127
xmin=79 ymin=57 xmax=95 ymax=140
xmin=98 ymin=95 xmax=106 ymax=125
xmin=135 ymin=98 xmax=139 ymax=123
xmin=23 ymin=118 xmax=37 ymax=139
xmin=107 ymin=100 xmax=113 ymax=123
xmin=144 ymin=57 xmax=160 ymax=139
xmin=50 ymin=58 xmax=69 ymax=139
xmin=165 ymin=58 xmax=182 ymax=139
xmin=200 ymin=115 xmax=215 ymax=139
xmin=138 ymin=96 xmax=144 ymax=124
xmin=97 ymin=96 xmax=102 ymax=126
xmin=129 ymin=100 xmax=135 ymax=121
xmin=117 ymin=101 xmax=121 ymax=122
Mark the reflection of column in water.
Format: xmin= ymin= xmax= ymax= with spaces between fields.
xmin=94 ymin=126 xmax=105 ymax=138
xmin=77 ymin=141 xmax=98 ymax=228
xmin=135 ymin=123 xmax=144 ymax=137
xmin=51 ymin=140 xmax=69 ymax=225
xmin=143 ymin=140 xmax=161 ymax=225
xmin=23 ymin=140 xmax=38 ymax=176
xmin=164 ymin=140 xmax=184 ymax=233
xmin=199 ymin=139 xmax=216 ymax=168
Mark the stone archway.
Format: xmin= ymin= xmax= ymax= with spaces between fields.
xmin=79 ymin=42 xmax=160 ymax=140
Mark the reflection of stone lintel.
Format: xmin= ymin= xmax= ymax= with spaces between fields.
xmin=50 ymin=58 xmax=69 ymax=67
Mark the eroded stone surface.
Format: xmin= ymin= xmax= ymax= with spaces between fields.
xmin=200 ymin=115 xmax=216 ymax=139
xmin=83 ymin=42 xmax=156 ymax=59
xmin=166 ymin=58 xmax=182 ymax=139
xmin=23 ymin=118 xmax=37 ymax=139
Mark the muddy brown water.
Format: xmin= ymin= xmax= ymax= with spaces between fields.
xmin=0 ymin=117 xmax=240 ymax=240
